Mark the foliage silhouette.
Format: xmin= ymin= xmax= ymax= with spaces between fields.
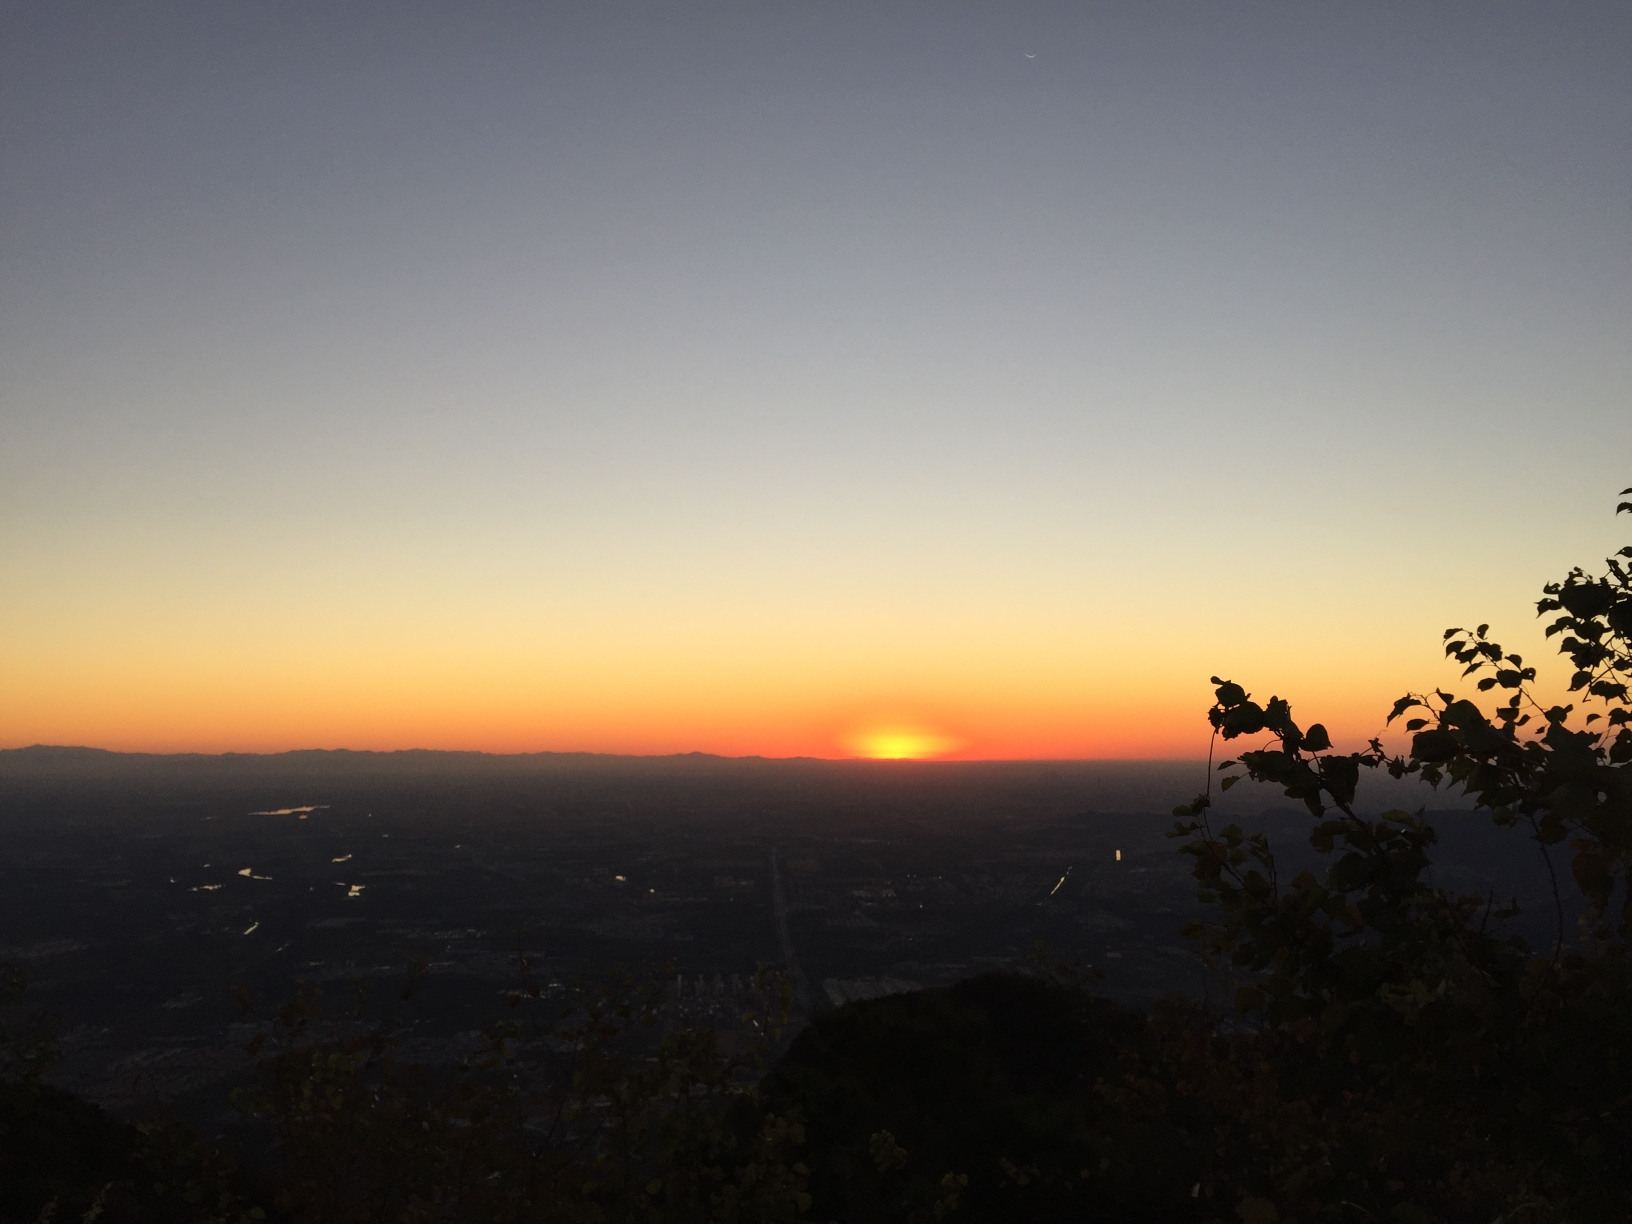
xmin=1163 ymin=487 xmax=1632 ymax=1220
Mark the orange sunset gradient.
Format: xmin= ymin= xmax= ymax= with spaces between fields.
xmin=2 ymin=567 xmax=1511 ymax=760
xmin=3 ymin=481 xmax=1610 ymax=761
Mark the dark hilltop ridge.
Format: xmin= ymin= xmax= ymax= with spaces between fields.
xmin=2 ymin=743 xmax=780 ymax=780
xmin=0 ymin=744 xmax=1220 ymax=811
xmin=4 ymin=744 xmax=757 ymax=765
xmin=0 ymin=743 xmax=1208 ymax=782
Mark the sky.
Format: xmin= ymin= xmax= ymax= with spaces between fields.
xmin=2 ymin=3 xmax=1629 ymax=759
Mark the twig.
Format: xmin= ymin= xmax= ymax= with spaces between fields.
xmin=1526 ymin=812 xmax=1566 ymax=992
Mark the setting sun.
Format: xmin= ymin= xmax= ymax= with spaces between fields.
xmin=846 ymin=727 xmax=961 ymax=760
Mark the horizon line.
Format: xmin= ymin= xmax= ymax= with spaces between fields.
xmin=0 ymin=743 xmax=1207 ymax=765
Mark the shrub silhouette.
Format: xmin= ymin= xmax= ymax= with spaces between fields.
xmin=1155 ymin=487 xmax=1632 ymax=1220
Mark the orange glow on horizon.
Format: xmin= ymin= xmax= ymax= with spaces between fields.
xmin=0 ymin=576 xmax=1519 ymax=761
xmin=844 ymin=725 xmax=962 ymax=760
xmin=0 ymin=644 xmax=1450 ymax=761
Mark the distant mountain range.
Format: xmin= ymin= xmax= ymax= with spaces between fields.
xmin=0 ymin=744 xmax=1199 ymax=775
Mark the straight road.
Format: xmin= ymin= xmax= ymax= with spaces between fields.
xmin=769 ymin=847 xmax=811 ymax=1017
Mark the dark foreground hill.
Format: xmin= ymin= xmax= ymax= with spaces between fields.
xmin=2 ymin=973 xmax=1199 ymax=1224
xmin=760 ymin=974 xmax=1192 ymax=1222
xmin=7 ymin=953 xmax=1632 ymax=1223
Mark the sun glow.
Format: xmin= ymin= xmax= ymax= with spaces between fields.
xmin=847 ymin=727 xmax=960 ymax=760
